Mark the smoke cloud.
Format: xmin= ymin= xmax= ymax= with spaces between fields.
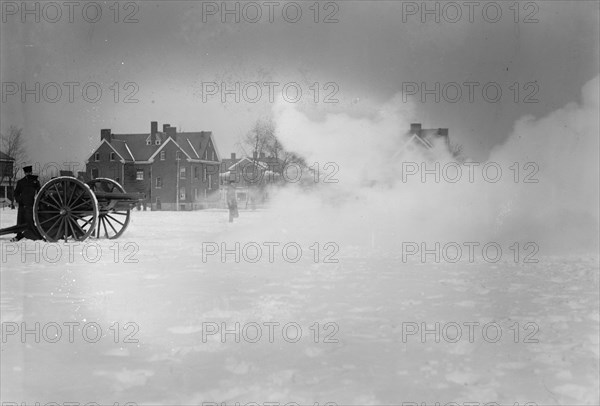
xmin=228 ymin=76 xmax=599 ymax=257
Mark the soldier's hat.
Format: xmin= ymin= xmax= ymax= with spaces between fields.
xmin=23 ymin=165 xmax=33 ymax=173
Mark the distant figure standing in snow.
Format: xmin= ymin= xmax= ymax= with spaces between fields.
xmin=11 ymin=165 xmax=41 ymax=242
xmin=227 ymin=181 xmax=239 ymax=223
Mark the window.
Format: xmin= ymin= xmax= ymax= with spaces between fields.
xmin=94 ymin=153 xmax=100 ymax=161
xmin=176 ymin=151 xmax=181 ymax=160
xmin=194 ymin=166 xmax=199 ymax=180
xmin=110 ymin=152 xmax=116 ymax=161
xmin=179 ymin=187 xmax=186 ymax=201
xmin=146 ymin=139 xmax=151 ymax=145
xmin=91 ymin=167 xmax=99 ymax=179
xmin=155 ymin=177 xmax=162 ymax=188
xmin=194 ymin=188 xmax=199 ymax=200
xmin=160 ymin=151 xmax=166 ymax=161
xmin=208 ymin=174 xmax=213 ymax=190
xmin=136 ymin=170 xmax=144 ymax=180
xmin=180 ymin=167 xmax=186 ymax=179
xmin=203 ymin=167 xmax=207 ymax=182
xmin=155 ymin=139 xmax=161 ymax=145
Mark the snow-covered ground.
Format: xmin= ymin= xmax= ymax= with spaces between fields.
xmin=1 ymin=207 xmax=598 ymax=405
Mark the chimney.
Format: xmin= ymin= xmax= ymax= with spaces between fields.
xmin=166 ymin=126 xmax=176 ymax=141
xmin=438 ymin=128 xmax=450 ymax=146
xmin=231 ymin=153 xmax=236 ymax=160
xmin=151 ymin=121 xmax=158 ymax=138
xmin=163 ymin=124 xmax=170 ymax=132
xmin=410 ymin=123 xmax=421 ymax=134
xmin=100 ymin=129 xmax=112 ymax=143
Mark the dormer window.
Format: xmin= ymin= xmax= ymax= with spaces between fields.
xmin=155 ymin=139 xmax=161 ymax=145
xmin=146 ymin=139 xmax=151 ymax=145
xmin=110 ymin=152 xmax=116 ymax=161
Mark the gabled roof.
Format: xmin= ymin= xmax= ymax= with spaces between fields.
xmin=392 ymin=126 xmax=450 ymax=159
xmin=177 ymin=132 xmax=215 ymax=162
xmin=148 ymin=137 xmax=193 ymax=162
xmin=110 ymin=133 xmax=161 ymax=162
xmin=228 ymin=157 xmax=269 ymax=171
xmin=222 ymin=156 xmax=286 ymax=172
xmin=89 ymin=128 xmax=220 ymax=164
xmin=109 ymin=139 xmax=134 ymax=161
xmin=84 ymin=139 xmax=127 ymax=164
xmin=220 ymin=157 xmax=240 ymax=172
xmin=405 ymin=133 xmax=434 ymax=149
xmin=418 ymin=129 xmax=449 ymax=147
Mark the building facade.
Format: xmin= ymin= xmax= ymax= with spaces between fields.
xmin=86 ymin=121 xmax=221 ymax=211
xmin=219 ymin=152 xmax=286 ymax=208
xmin=0 ymin=151 xmax=15 ymax=202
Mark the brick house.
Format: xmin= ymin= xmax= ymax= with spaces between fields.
xmin=0 ymin=150 xmax=15 ymax=201
xmin=86 ymin=121 xmax=221 ymax=211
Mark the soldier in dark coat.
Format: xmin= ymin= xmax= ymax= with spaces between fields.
xmin=11 ymin=165 xmax=41 ymax=241
xmin=226 ymin=180 xmax=239 ymax=223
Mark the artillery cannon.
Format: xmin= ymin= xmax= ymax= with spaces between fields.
xmin=0 ymin=177 xmax=145 ymax=242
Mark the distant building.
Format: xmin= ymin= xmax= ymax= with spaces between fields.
xmin=219 ymin=152 xmax=286 ymax=208
xmin=393 ymin=123 xmax=450 ymax=159
xmin=0 ymin=150 xmax=15 ymax=201
xmin=86 ymin=121 xmax=221 ymax=211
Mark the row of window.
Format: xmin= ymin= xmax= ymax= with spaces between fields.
xmin=90 ymin=168 xmax=214 ymax=186
xmin=94 ymin=149 xmax=215 ymax=162
xmin=178 ymin=166 xmax=214 ymax=181
xmin=154 ymin=174 xmax=214 ymax=189
xmin=95 ymin=152 xmax=117 ymax=161
xmin=133 ymin=167 xmax=216 ymax=182
xmin=172 ymin=187 xmax=210 ymax=201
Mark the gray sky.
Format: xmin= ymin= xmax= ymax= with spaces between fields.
xmin=1 ymin=0 xmax=599 ymax=168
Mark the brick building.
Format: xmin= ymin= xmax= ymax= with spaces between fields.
xmin=86 ymin=121 xmax=221 ymax=211
xmin=0 ymin=151 xmax=15 ymax=201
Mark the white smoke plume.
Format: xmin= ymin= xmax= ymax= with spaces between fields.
xmin=228 ymin=76 xmax=599 ymax=257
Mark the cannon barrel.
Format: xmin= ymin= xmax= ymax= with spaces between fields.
xmin=0 ymin=223 xmax=29 ymax=236
xmin=94 ymin=191 xmax=146 ymax=203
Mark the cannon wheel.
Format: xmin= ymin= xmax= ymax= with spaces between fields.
xmin=86 ymin=178 xmax=131 ymax=239
xmin=33 ymin=177 xmax=99 ymax=242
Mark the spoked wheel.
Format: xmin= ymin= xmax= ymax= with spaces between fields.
xmin=34 ymin=177 xmax=99 ymax=242
xmin=86 ymin=178 xmax=131 ymax=239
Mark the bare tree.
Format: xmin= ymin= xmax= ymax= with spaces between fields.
xmin=241 ymin=116 xmax=305 ymax=169
xmin=240 ymin=116 xmax=274 ymax=159
xmin=0 ymin=126 xmax=28 ymax=208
